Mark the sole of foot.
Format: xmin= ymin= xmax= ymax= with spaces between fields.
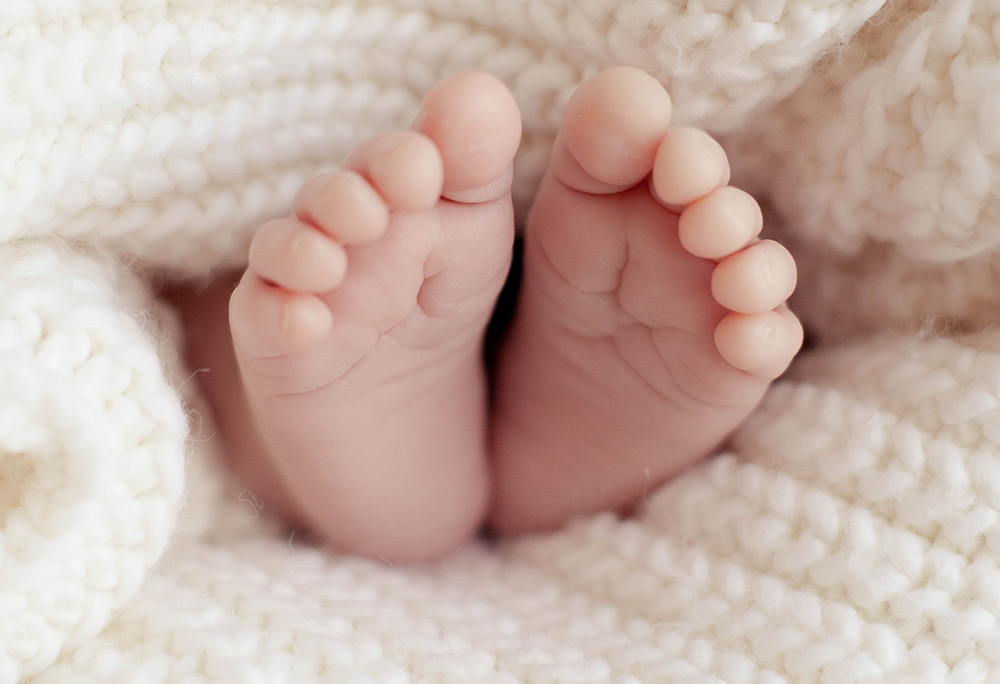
xmin=490 ymin=66 xmax=803 ymax=533
xmin=229 ymin=71 xmax=522 ymax=562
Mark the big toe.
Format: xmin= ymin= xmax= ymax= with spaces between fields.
xmin=552 ymin=66 xmax=673 ymax=194
xmin=413 ymin=70 xmax=522 ymax=201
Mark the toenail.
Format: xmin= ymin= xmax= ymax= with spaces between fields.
xmin=756 ymin=248 xmax=776 ymax=288
xmin=761 ymin=316 xmax=777 ymax=346
xmin=411 ymin=108 xmax=428 ymax=133
xmin=760 ymin=241 xmax=796 ymax=294
xmin=733 ymin=190 xmax=761 ymax=223
xmin=707 ymin=137 xmax=727 ymax=172
xmin=386 ymin=138 xmax=423 ymax=166
xmin=324 ymin=172 xmax=353 ymax=191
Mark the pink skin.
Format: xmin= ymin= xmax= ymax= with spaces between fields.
xmin=170 ymin=67 xmax=802 ymax=562
xmin=225 ymin=71 xmax=521 ymax=563
xmin=490 ymin=67 xmax=801 ymax=532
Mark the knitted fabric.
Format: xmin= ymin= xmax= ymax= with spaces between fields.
xmin=4 ymin=1 xmax=1000 ymax=682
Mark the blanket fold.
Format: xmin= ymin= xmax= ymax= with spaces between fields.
xmin=24 ymin=331 xmax=1000 ymax=683
xmin=0 ymin=241 xmax=185 ymax=682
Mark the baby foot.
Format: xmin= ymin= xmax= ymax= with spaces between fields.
xmin=490 ymin=67 xmax=802 ymax=532
xmin=229 ymin=71 xmax=521 ymax=562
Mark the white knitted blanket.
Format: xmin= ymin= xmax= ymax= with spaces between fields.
xmin=4 ymin=1 xmax=1000 ymax=681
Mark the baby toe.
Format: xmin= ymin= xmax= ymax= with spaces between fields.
xmin=249 ymin=217 xmax=348 ymax=293
xmin=553 ymin=66 xmax=673 ymax=193
xmin=344 ymin=130 xmax=444 ymax=212
xmin=652 ymin=127 xmax=730 ymax=207
xmin=414 ymin=70 xmax=521 ymax=200
xmin=714 ymin=308 xmax=804 ymax=379
xmin=711 ymin=240 xmax=797 ymax=314
xmin=294 ymin=170 xmax=390 ymax=244
xmin=678 ymin=186 xmax=763 ymax=260
xmin=230 ymin=273 xmax=333 ymax=360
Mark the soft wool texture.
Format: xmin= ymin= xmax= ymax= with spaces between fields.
xmin=3 ymin=1 xmax=1000 ymax=682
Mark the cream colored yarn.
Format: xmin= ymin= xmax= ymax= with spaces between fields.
xmin=0 ymin=242 xmax=185 ymax=682
xmin=4 ymin=0 xmax=1000 ymax=682
xmin=1 ymin=0 xmax=881 ymax=272
xmin=727 ymin=0 xmax=1000 ymax=342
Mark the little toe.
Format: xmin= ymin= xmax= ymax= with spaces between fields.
xmin=678 ymin=186 xmax=763 ymax=260
xmin=652 ymin=127 xmax=730 ymax=207
xmin=344 ymin=131 xmax=444 ymax=212
xmin=293 ymin=170 xmax=390 ymax=244
xmin=230 ymin=273 xmax=333 ymax=360
xmin=413 ymin=70 xmax=522 ymax=202
xmin=711 ymin=240 xmax=797 ymax=314
xmin=715 ymin=308 xmax=804 ymax=379
xmin=551 ymin=66 xmax=673 ymax=194
xmin=248 ymin=217 xmax=348 ymax=293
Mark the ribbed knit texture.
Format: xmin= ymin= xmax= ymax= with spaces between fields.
xmin=5 ymin=1 xmax=1000 ymax=682
xmin=0 ymin=242 xmax=185 ymax=683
